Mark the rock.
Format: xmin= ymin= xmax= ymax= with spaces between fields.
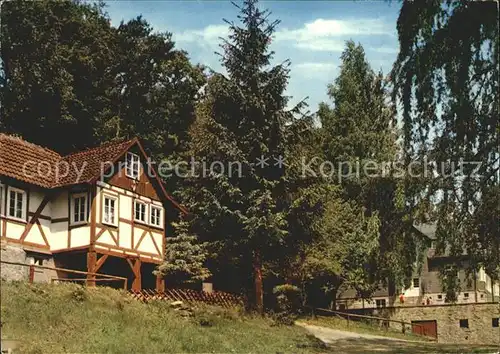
xmin=170 ymin=301 xmax=184 ymax=308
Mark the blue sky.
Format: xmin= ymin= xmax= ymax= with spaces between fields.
xmin=104 ymin=1 xmax=401 ymax=113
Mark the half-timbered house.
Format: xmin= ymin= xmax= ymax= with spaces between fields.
xmin=0 ymin=133 xmax=187 ymax=290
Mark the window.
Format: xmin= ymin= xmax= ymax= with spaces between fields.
xmin=0 ymin=184 xmax=4 ymax=216
xmin=126 ymin=152 xmax=140 ymax=179
xmin=459 ymin=319 xmax=469 ymax=328
xmin=437 ymin=294 xmax=443 ymax=300
xmin=71 ymin=193 xmax=88 ymax=225
xmin=7 ymin=187 xmax=26 ymax=221
xmin=413 ymin=278 xmax=420 ymax=288
xmin=493 ymin=318 xmax=499 ymax=328
xmin=150 ymin=206 xmax=162 ymax=227
xmin=103 ymin=195 xmax=118 ymax=226
xmin=463 ymin=293 xmax=469 ymax=299
xmin=30 ymin=257 xmax=43 ymax=266
xmin=376 ymin=299 xmax=386 ymax=308
xmin=430 ymin=241 xmax=436 ymax=249
xmin=134 ymin=200 xmax=147 ymax=223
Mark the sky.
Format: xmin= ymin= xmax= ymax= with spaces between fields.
xmin=104 ymin=1 xmax=401 ymax=113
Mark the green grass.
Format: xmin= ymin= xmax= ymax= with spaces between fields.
xmin=1 ymin=281 xmax=327 ymax=353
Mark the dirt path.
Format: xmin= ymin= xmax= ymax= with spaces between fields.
xmin=296 ymin=322 xmax=499 ymax=353
xmin=297 ymin=323 xmax=412 ymax=344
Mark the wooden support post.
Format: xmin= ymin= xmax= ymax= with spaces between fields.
xmin=28 ymin=265 xmax=35 ymax=284
xmin=156 ymin=273 xmax=165 ymax=292
xmin=128 ymin=258 xmax=142 ymax=291
xmin=86 ymin=251 xmax=97 ymax=287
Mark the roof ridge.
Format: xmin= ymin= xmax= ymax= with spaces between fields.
xmin=62 ymin=138 xmax=136 ymax=159
xmin=0 ymin=133 xmax=61 ymax=158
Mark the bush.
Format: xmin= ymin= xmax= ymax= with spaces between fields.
xmin=70 ymin=286 xmax=88 ymax=302
xmin=272 ymin=284 xmax=302 ymax=326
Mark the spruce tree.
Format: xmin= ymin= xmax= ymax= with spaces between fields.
xmin=185 ymin=0 xmax=303 ymax=313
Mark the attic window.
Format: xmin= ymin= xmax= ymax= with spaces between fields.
xmin=126 ymin=152 xmax=140 ymax=179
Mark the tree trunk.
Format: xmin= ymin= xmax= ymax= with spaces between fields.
xmin=253 ymin=251 xmax=263 ymax=314
xmin=330 ymin=288 xmax=338 ymax=310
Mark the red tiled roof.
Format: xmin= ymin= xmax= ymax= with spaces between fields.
xmin=0 ymin=134 xmax=186 ymax=214
xmin=0 ymin=133 xmax=135 ymax=188
xmin=0 ymin=134 xmax=62 ymax=188
xmin=56 ymin=138 xmax=136 ymax=186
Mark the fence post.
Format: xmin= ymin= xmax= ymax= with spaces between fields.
xmin=28 ymin=265 xmax=35 ymax=284
xmin=347 ymin=314 xmax=350 ymax=328
xmin=402 ymin=322 xmax=405 ymax=334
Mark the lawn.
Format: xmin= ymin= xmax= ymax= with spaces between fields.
xmin=0 ymin=281 xmax=327 ymax=353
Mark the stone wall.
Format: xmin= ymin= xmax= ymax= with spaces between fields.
xmin=1 ymin=242 xmax=57 ymax=283
xmin=382 ymin=303 xmax=500 ymax=345
xmin=0 ymin=242 xmax=29 ymax=281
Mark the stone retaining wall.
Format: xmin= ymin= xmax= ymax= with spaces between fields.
xmin=382 ymin=303 xmax=500 ymax=344
xmin=1 ymin=242 xmax=57 ymax=283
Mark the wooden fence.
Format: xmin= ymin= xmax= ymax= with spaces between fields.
xmin=310 ymin=307 xmax=437 ymax=340
xmin=129 ymin=288 xmax=245 ymax=309
xmin=0 ymin=260 xmax=128 ymax=289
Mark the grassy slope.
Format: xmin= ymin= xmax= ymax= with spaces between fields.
xmin=1 ymin=281 xmax=326 ymax=354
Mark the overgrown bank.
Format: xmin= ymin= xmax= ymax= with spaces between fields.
xmin=0 ymin=281 xmax=327 ymax=353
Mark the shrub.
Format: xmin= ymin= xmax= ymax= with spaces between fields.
xmin=272 ymin=284 xmax=302 ymax=326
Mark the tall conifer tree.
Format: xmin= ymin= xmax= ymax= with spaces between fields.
xmin=185 ymin=0 xmax=304 ymax=312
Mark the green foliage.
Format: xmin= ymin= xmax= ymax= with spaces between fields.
xmin=0 ymin=281 xmax=326 ymax=353
xmin=183 ymin=0 xmax=308 ymax=309
xmin=300 ymin=193 xmax=380 ymax=302
xmin=392 ymin=0 xmax=499 ymax=285
xmin=272 ymin=284 xmax=302 ymax=326
xmin=1 ymin=0 xmax=205 ymax=171
xmin=314 ymin=41 xmax=409 ymax=299
xmin=0 ymin=0 xmax=116 ymax=153
xmin=155 ymin=220 xmax=211 ymax=284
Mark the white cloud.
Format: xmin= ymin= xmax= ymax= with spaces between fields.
xmin=274 ymin=18 xmax=394 ymax=52
xmin=174 ymin=24 xmax=229 ymax=47
xmin=293 ymin=62 xmax=338 ymax=79
xmin=369 ymin=46 xmax=398 ymax=54
xmin=295 ymin=39 xmax=345 ymax=52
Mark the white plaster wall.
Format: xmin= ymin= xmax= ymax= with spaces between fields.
xmin=48 ymin=222 xmax=68 ymax=250
xmin=118 ymin=223 xmax=132 ymax=249
xmin=5 ymin=222 xmax=24 ymax=240
xmin=120 ymin=193 xmax=132 ymax=220
xmin=51 ymin=191 xmax=68 ymax=219
xmin=97 ymin=228 xmax=117 ymax=247
xmin=70 ymin=226 xmax=90 ymax=248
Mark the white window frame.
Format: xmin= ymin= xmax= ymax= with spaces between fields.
xmin=134 ymin=200 xmax=148 ymax=223
xmin=126 ymin=152 xmax=140 ymax=180
xmin=412 ymin=278 xmax=420 ymax=288
xmin=6 ymin=186 xmax=27 ymax=222
xmin=150 ymin=205 xmax=163 ymax=228
xmin=0 ymin=183 xmax=5 ymax=217
xmin=70 ymin=192 xmax=88 ymax=226
xmin=102 ymin=194 xmax=118 ymax=227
